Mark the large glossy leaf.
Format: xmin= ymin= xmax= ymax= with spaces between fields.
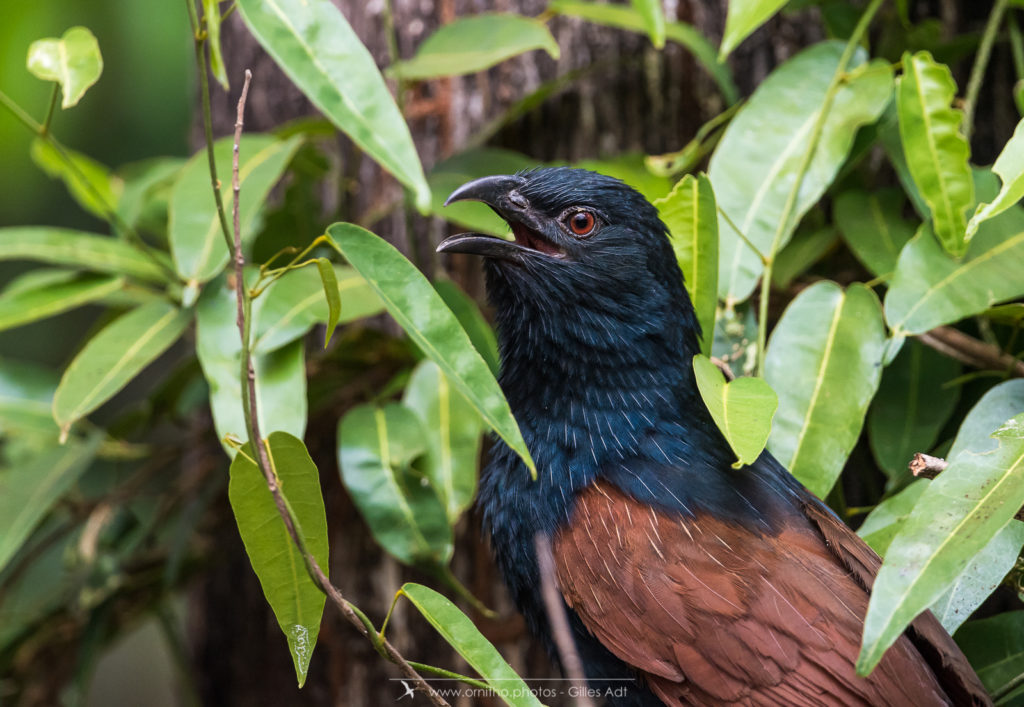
xmin=897 ymin=51 xmax=973 ymax=257
xmin=390 ymin=14 xmax=559 ymax=79
xmin=834 ymin=188 xmax=917 ymax=277
xmin=867 ymin=339 xmax=961 ymax=483
xmin=0 ymin=435 xmax=100 ymax=574
xmin=433 ymin=279 xmax=499 ymax=376
xmin=228 ymin=432 xmax=328 ymax=687
xmin=0 ymin=358 xmax=59 ymax=437
xmin=169 ymin=134 xmax=302 ymax=286
xmin=400 ymin=583 xmax=544 ymax=707
xmin=858 ymin=412 xmax=1024 ymax=675
xmin=630 ymin=0 xmax=666 ymax=48
xmin=692 ymin=355 xmax=777 ymax=467
xmin=548 ymin=0 xmax=737 ymax=103
xmin=956 ymin=611 xmax=1024 ymax=701
xmin=655 ymin=173 xmax=718 ymax=353
xmin=53 ymin=300 xmax=192 ymax=435
xmin=337 ymin=403 xmax=451 ymax=566
xmin=428 ymin=148 xmax=535 ymax=236
xmin=765 ymin=282 xmax=887 ymax=498
xmin=885 ymin=206 xmax=1024 ymax=335
xmin=968 ymin=118 xmax=1024 ymax=239
xmin=196 ymin=274 xmax=307 ymax=453
xmin=30 ymin=139 xmax=121 ymax=221
xmin=709 ymin=42 xmax=893 ymax=303
xmin=0 ymin=273 xmax=123 ymax=333
xmin=327 ymin=223 xmax=535 ymax=475
xmin=237 ymin=0 xmax=431 ymax=211
xmin=26 ymin=26 xmax=102 ymax=108
xmin=403 ymin=360 xmax=483 ymax=523
xmin=720 ymin=0 xmax=788 ymax=58
xmin=0 ymin=227 xmax=169 ymax=283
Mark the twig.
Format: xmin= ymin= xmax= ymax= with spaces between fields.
xmin=534 ymin=533 xmax=595 ymax=707
xmin=227 ymin=69 xmax=448 ymax=707
xmin=963 ymin=0 xmax=1008 ymax=142
xmin=918 ymin=326 xmax=1024 ymax=378
xmin=910 ymin=453 xmax=1024 ymax=520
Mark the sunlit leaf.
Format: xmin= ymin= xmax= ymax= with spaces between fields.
xmin=314 ymin=258 xmax=340 ymax=347
xmin=228 ymin=432 xmax=328 ymax=687
xmin=0 ymin=227 xmax=170 ymax=283
xmin=720 ymin=0 xmax=789 ymax=58
xmin=574 ymin=154 xmax=672 ymax=203
xmin=0 ymin=273 xmax=123 ymax=333
xmin=968 ymin=119 xmax=1024 ymax=239
xmin=834 ymin=188 xmax=916 ymax=277
xmin=433 ymin=279 xmax=499 ymax=376
xmin=30 ymin=139 xmax=121 ymax=221
xmin=26 ymin=26 xmax=102 ymax=108
xmin=692 ymin=355 xmax=777 ymax=467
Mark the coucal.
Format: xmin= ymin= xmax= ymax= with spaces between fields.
xmin=437 ymin=168 xmax=990 ymax=706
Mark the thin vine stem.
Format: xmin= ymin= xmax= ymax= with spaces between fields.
xmin=964 ymin=0 xmax=1009 ymax=142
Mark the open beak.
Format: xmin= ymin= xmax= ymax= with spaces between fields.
xmin=437 ymin=175 xmax=563 ymax=260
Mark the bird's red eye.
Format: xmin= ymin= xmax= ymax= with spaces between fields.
xmin=567 ymin=210 xmax=596 ymax=236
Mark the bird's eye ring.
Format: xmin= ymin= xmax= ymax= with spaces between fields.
xmin=565 ymin=209 xmax=597 ymax=237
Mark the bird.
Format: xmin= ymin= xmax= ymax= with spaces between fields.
xmin=436 ymin=167 xmax=991 ymax=707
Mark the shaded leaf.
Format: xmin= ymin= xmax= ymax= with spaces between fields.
xmin=390 ymin=14 xmax=559 ymax=79
xmin=834 ymin=188 xmax=916 ymax=277
xmin=428 ymin=148 xmax=535 ymax=236
xmin=30 ymin=139 xmax=121 ymax=221
xmin=327 ymin=223 xmax=535 ymax=475
xmin=433 ymin=279 xmax=499 ymax=376
xmin=858 ymin=480 xmax=928 ymax=555
xmin=228 ymin=432 xmax=328 ymax=687
xmin=203 ymin=0 xmax=228 ymax=89
xmin=950 ymin=379 xmax=1024 ymax=459
xmin=574 ymin=154 xmax=672 ymax=203
xmin=337 ymin=403 xmax=451 ymax=565
xmin=0 ymin=358 xmax=59 ymax=437
xmin=400 ymin=583 xmax=544 ymax=707
xmin=897 ymin=51 xmax=974 ymax=256
xmin=969 ymin=118 xmax=1024 ymax=239
xmin=0 ymin=227 xmax=170 ymax=283
xmin=655 ymin=174 xmax=718 ymax=353
xmin=0 ymin=273 xmax=123 ymax=333
xmin=692 ymin=355 xmax=777 ymax=467
xmin=771 ymin=225 xmax=838 ymax=289
xmin=630 ymin=0 xmax=666 ymax=48
xmin=983 ymin=303 xmax=1024 ymax=325
xmin=116 ymin=157 xmax=186 ymax=229
xmin=314 ymin=258 xmax=340 ymax=347
xmin=711 ymin=302 xmax=758 ymax=377
xmin=720 ymin=0 xmax=788 ymax=58
xmin=765 ymin=282 xmax=887 ymax=498
xmin=956 ymin=611 xmax=1024 ymax=701
xmin=236 ymin=0 xmax=431 ymax=211
xmin=26 ymin=26 xmax=102 ymax=108
xmin=53 ymin=300 xmax=192 ymax=435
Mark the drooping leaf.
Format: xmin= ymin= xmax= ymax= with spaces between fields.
xmin=228 ymin=432 xmax=328 ymax=687
xmin=858 ymin=412 xmax=1024 ymax=675
xmin=720 ymin=0 xmax=789 ymax=58
xmin=709 ymin=43 xmax=893 ymax=304
xmin=169 ymin=134 xmax=302 ymax=287
xmin=858 ymin=480 xmax=929 ymax=555
xmin=403 ymin=360 xmax=483 ymax=523
xmin=692 ymin=355 xmax=777 ymax=468
xmin=770 ymin=225 xmax=838 ymax=289
xmin=337 ymin=403 xmax=452 ymax=566
xmin=30 ymin=139 xmax=121 ymax=221
xmin=834 ymin=188 xmax=917 ymax=277
xmin=400 ymin=583 xmax=545 ymax=707
xmin=428 ymin=148 xmax=535 ymax=236
xmin=0 ymin=435 xmax=100 ymax=574
xmin=629 ymin=0 xmax=666 ymax=48
xmin=956 ymin=611 xmax=1024 ymax=701
xmin=53 ymin=300 xmax=192 ymax=435
xmin=0 ymin=274 xmax=123 ymax=333
xmin=236 ymin=0 xmax=431 ymax=211
xmin=655 ymin=174 xmax=718 ymax=353
xmin=327 ymin=223 xmax=535 ymax=475
xmin=878 ymin=100 xmax=930 ymax=220
xmin=203 ymin=0 xmax=228 ymax=89
xmin=0 ymin=227 xmax=170 ymax=283
xmin=26 ymin=26 xmax=103 ymax=108
xmin=314 ymin=258 xmax=340 ymax=348
xmin=390 ymin=14 xmax=559 ymax=80
xmin=968 ymin=119 xmax=1024 ymax=239
xmin=867 ymin=339 xmax=961 ymax=483
xmin=897 ymin=51 xmax=974 ymax=257
xmin=765 ymin=282 xmax=887 ymax=498
xmin=433 ymin=279 xmax=499 ymax=376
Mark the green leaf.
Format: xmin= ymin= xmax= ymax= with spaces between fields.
xmin=968 ymin=118 xmax=1024 ymax=239
xmin=429 ymin=148 xmax=535 ymax=236
xmin=26 ymin=26 xmax=102 ymax=108
xmin=0 ymin=273 xmax=123 ymax=333
xmin=0 ymin=227 xmax=170 ymax=283
xmin=400 ymin=583 xmax=544 ymax=707
xmin=203 ymin=0 xmax=229 ymax=90
xmin=983 ymin=303 xmax=1024 ymax=326
xmin=314 ymin=258 xmax=340 ymax=348
xmin=858 ymin=412 xmax=1024 ymax=675
xmin=655 ymin=174 xmax=718 ymax=353
xmin=0 ymin=435 xmax=100 ymax=574
xmin=956 ymin=611 xmax=1024 ymax=700
xmin=630 ymin=0 xmax=666 ymax=48
xmin=867 ymin=339 xmax=961 ymax=483
xmin=574 ymin=154 xmax=673 ymax=204
xmin=0 ymin=358 xmax=60 ymax=437
xmin=403 ymin=360 xmax=483 ymax=523
xmin=53 ymin=300 xmax=192 ymax=435
xmin=720 ymin=0 xmax=789 ymax=58
xmin=834 ymin=188 xmax=917 ymax=277
xmin=897 ymin=51 xmax=974 ymax=257
xmin=196 ymin=274 xmax=307 ymax=454
xmin=169 ymin=134 xmax=302 ymax=286
xmin=116 ymin=157 xmax=186 ymax=229
xmin=228 ymin=431 xmax=328 ymax=687
xmin=765 ymin=282 xmax=887 ymax=498
xmin=253 ymin=264 xmax=383 ymax=354
xmin=390 ymin=14 xmax=559 ymax=80
xmin=709 ymin=42 xmax=893 ymax=303
xmin=878 ymin=100 xmax=930 ymax=220
xmin=950 ymin=379 xmax=1024 ymax=459
xmin=236 ymin=0 xmax=431 ymax=211
xmin=770 ymin=226 xmax=838 ymax=289
xmin=433 ymin=280 xmax=499 ymax=376
xmin=858 ymin=480 xmax=928 ymax=555
xmin=692 ymin=355 xmax=777 ymax=467
xmin=327 ymin=223 xmax=535 ymax=475
xmin=30 ymin=139 xmax=121 ymax=221
xmin=337 ymin=403 xmax=451 ymax=565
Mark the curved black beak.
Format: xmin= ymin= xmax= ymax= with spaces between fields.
xmin=442 ymin=174 xmax=526 ymax=209
xmin=438 ymin=175 xmax=528 ymax=259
